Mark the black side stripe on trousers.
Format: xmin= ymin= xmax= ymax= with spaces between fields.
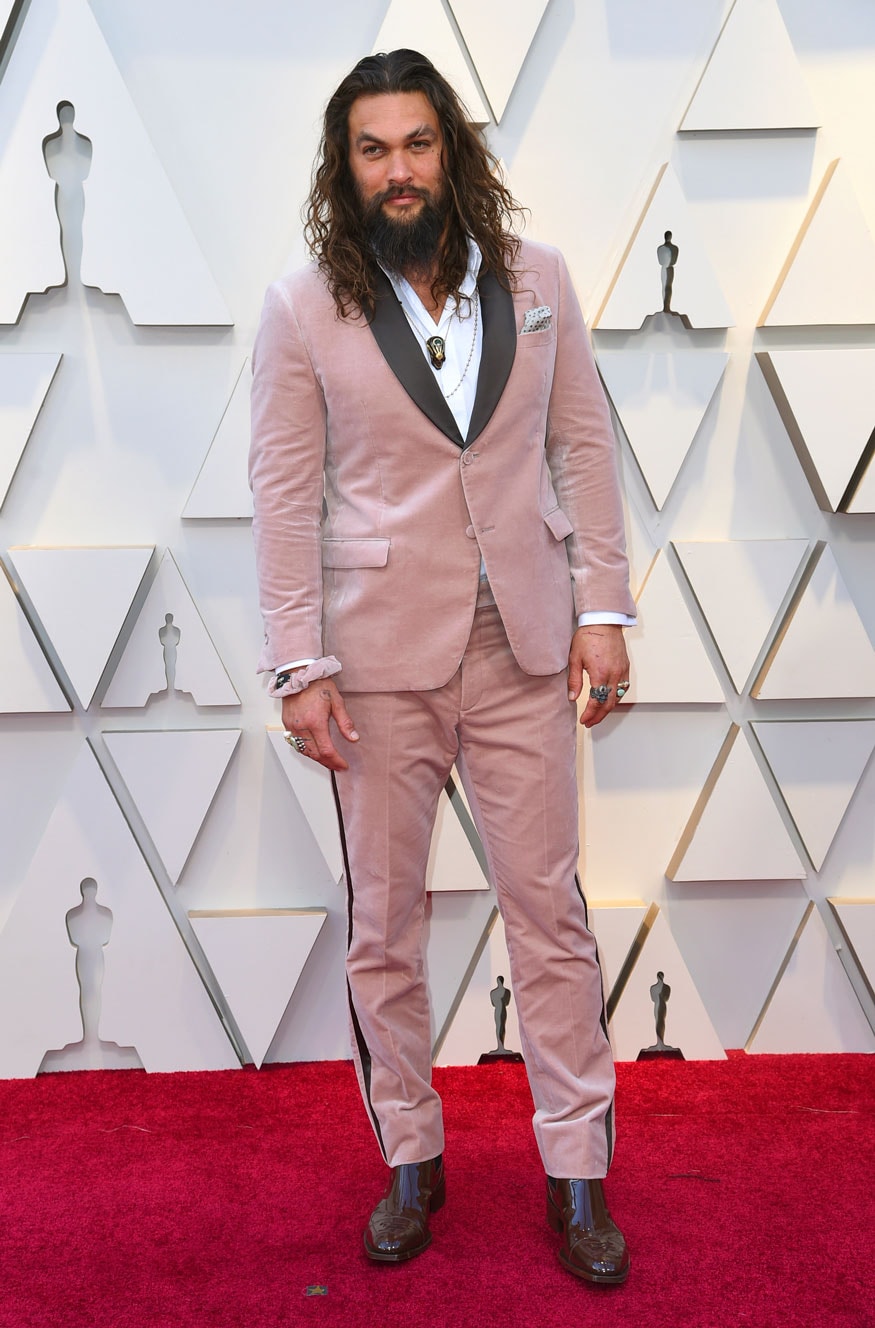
xmin=331 ymin=772 xmax=387 ymax=1162
xmin=575 ymin=872 xmax=615 ymax=1169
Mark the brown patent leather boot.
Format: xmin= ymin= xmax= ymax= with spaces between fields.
xmin=546 ymin=1176 xmax=630 ymax=1284
xmin=364 ymin=1156 xmax=445 ymax=1263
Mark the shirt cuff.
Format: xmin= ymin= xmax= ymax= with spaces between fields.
xmin=577 ymin=612 xmax=637 ymax=628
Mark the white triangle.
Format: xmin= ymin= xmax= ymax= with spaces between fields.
xmin=608 ymin=909 xmax=726 ymax=1061
xmin=830 ymin=900 xmax=875 ymax=999
xmin=434 ymin=911 xmax=522 ymax=1065
xmin=266 ymin=728 xmax=343 ymax=882
xmin=624 ymin=552 xmax=724 ymax=703
xmin=7 ymin=545 xmax=153 ymax=708
xmin=753 ymin=721 xmax=875 ymax=871
xmin=673 ymin=539 xmax=809 ymax=691
xmin=189 ymin=910 xmax=326 ymax=1068
xmin=103 ymin=729 xmax=241 ymax=883
xmin=847 ymin=454 xmax=875 ymax=513
xmin=372 ymin=0 xmax=491 ymax=124
xmin=448 ymin=0 xmax=549 ymax=122
xmin=595 ymin=164 xmax=734 ymax=330
xmin=0 ymin=352 xmax=61 ymax=508
xmin=755 ymin=546 xmax=875 ymax=699
xmin=748 ymin=903 xmax=875 ymax=1053
xmin=102 ymin=550 xmax=239 ymax=708
xmin=667 ymin=726 xmax=807 ymax=881
xmin=681 ymin=0 xmax=819 ymax=131
xmin=587 ymin=900 xmax=648 ymax=1005
xmin=426 ymin=777 xmax=489 ymax=892
xmin=0 ymin=743 xmax=238 ymax=1076
xmin=599 ymin=350 xmax=728 ymax=508
xmin=761 ymin=349 xmax=875 ymax=510
xmin=0 ymin=563 xmax=69 ymax=712
xmin=183 ymin=359 xmax=254 ymax=520
xmin=762 ymin=160 xmax=875 ymax=326
xmin=0 ymin=0 xmax=231 ymax=324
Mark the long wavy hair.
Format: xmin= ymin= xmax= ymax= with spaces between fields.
xmin=305 ymin=49 xmax=525 ymax=317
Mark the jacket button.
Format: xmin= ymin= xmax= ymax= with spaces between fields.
xmin=465 ymin=525 xmax=476 ymax=538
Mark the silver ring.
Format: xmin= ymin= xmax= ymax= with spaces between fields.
xmin=616 ymin=681 xmax=630 ymax=699
xmin=284 ymin=732 xmax=307 ymax=753
xmin=589 ymin=684 xmax=611 ymax=704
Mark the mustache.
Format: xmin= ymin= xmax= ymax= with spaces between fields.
xmin=371 ymin=184 xmax=431 ymax=206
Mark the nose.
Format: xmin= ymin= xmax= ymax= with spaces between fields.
xmin=386 ymin=150 xmax=412 ymax=185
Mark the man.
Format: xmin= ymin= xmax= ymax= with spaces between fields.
xmin=249 ymin=49 xmax=635 ymax=1284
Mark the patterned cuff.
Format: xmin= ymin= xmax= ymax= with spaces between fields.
xmin=268 ymin=656 xmax=341 ymax=698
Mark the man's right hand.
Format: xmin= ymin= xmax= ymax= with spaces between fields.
xmin=282 ymin=680 xmax=359 ymax=771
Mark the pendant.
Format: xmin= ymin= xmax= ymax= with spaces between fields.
xmin=426 ymin=335 xmax=446 ymax=370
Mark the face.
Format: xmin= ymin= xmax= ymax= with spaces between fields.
xmin=347 ymin=90 xmax=445 ymax=222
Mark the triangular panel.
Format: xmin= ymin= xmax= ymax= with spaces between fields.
xmin=667 ymin=726 xmax=807 ymax=881
xmin=434 ymin=911 xmax=522 ymax=1065
xmin=595 ymin=164 xmax=734 ymax=330
xmin=448 ymin=0 xmax=549 ymax=122
xmin=624 ymin=552 xmax=724 ymax=703
xmin=426 ymin=777 xmax=489 ymax=893
xmin=587 ymin=900 xmax=648 ymax=1007
xmin=847 ymin=455 xmax=875 ymax=514
xmin=754 ymin=546 xmax=875 ymax=699
xmin=761 ymin=160 xmax=875 ymax=327
xmin=673 ymin=539 xmax=809 ymax=691
xmin=7 ymin=545 xmax=153 ymax=708
xmin=183 ymin=359 xmax=254 ymax=520
xmin=0 ymin=352 xmax=61 ymax=508
xmin=103 ymin=729 xmax=241 ymax=883
xmin=102 ymin=550 xmax=239 ymax=708
xmin=681 ymin=0 xmax=818 ymax=132
xmin=189 ymin=910 xmax=326 ymax=1068
xmin=0 ymin=564 xmax=69 ymax=713
xmin=753 ymin=720 xmax=875 ymax=871
xmin=599 ymin=350 xmax=727 ymax=509
xmin=829 ymin=900 xmax=875 ymax=998
xmin=372 ymin=0 xmax=490 ymax=123
xmin=266 ymin=728 xmax=343 ymax=882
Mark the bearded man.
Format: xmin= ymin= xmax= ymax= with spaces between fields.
xmin=249 ymin=49 xmax=635 ymax=1284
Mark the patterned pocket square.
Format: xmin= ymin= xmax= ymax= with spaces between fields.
xmin=521 ymin=305 xmax=552 ymax=334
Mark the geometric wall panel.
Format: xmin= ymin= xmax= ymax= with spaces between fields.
xmin=0 ymin=352 xmax=61 ymax=509
xmin=757 ymin=349 xmax=875 ymax=511
xmin=674 ymin=539 xmax=810 ymax=692
xmin=594 ymin=164 xmax=735 ymax=330
xmin=426 ymin=778 xmax=489 ymax=893
xmin=0 ymin=565 xmax=70 ymax=712
xmin=103 ymin=729 xmax=242 ymax=883
xmin=754 ymin=545 xmax=875 ymax=699
xmin=447 ymin=0 xmax=550 ymax=122
xmin=266 ymin=728 xmax=343 ymax=883
xmin=188 ymin=910 xmax=327 ymax=1068
xmin=6 ymin=545 xmax=154 ymax=709
xmin=0 ymin=743 xmax=238 ymax=1077
xmin=0 ymin=0 xmax=231 ymax=324
xmin=623 ymin=552 xmax=724 ymax=703
xmin=761 ymin=160 xmax=875 ymax=327
xmin=747 ymin=902 xmax=875 ymax=1053
xmin=753 ymin=720 xmax=875 ymax=871
xmin=598 ymin=351 xmax=728 ymax=509
xmin=680 ymin=0 xmax=819 ymax=132
xmin=101 ymin=550 xmax=239 ymax=708
xmin=667 ymin=726 xmax=807 ymax=881
xmin=847 ymin=455 xmax=875 ymax=514
xmin=372 ymin=0 xmax=491 ymax=123
xmin=829 ymin=900 xmax=875 ymax=999
xmin=588 ymin=900 xmax=649 ymax=1010
xmin=182 ymin=359 xmax=254 ymax=520
xmin=434 ymin=910 xmax=522 ymax=1066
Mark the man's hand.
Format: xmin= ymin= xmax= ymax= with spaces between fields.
xmin=567 ymin=624 xmax=630 ymax=729
xmin=282 ymin=680 xmax=359 ymax=771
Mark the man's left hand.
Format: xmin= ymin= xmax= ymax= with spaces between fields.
xmin=568 ymin=624 xmax=630 ymax=729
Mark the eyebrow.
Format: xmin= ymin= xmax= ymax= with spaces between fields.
xmin=354 ymin=124 xmax=438 ymax=148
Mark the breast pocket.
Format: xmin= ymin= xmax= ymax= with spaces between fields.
xmin=322 ymin=538 xmax=390 ymax=568
xmin=517 ymin=329 xmax=556 ymax=349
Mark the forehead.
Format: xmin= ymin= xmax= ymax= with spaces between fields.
xmin=347 ymin=90 xmax=441 ymax=144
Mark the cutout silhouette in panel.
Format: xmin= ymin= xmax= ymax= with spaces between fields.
xmin=189 ymin=910 xmax=326 ymax=1068
xmin=680 ymin=0 xmax=818 ymax=132
xmin=623 ymin=552 xmax=724 ymax=703
xmin=7 ymin=544 xmax=153 ymax=708
xmin=757 ymin=349 xmax=875 ymax=511
xmin=761 ymin=160 xmax=875 ymax=327
xmin=426 ymin=776 xmax=489 ymax=893
xmin=748 ymin=903 xmax=875 ymax=1054
xmin=103 ymin=729 xmax=241 ymax=883
xmin=753 ymin=721 xmax=875 ymax=871
xmin=0 ymin=352 xmax=61 ymax=509
xmin=434 ymin=911 xmax=522 ymax=1065
xmin=673 ymin=539 xmax=809 ymax=692
xmin=0 ymin=743 xmax=238 ymax=1077
xmin=607 ymin=909 xmax=726 ymax=1062
xmin=754 ymin=545 xmax=875 ymax=700
xmin=373 ymin=0 xmax=490 ymax=123
xmin=594 ymin=164 xmax=734 ymax=330
xmin=667 ymin=725 xmax=807 ymax=881
xmin=0 ymin=0 xmax=231 ymax=324
xmin=266 ymin=728 xmax=343 ymax=883
xmin=598 ymin=350 xmax=727 ymax=509
xmin=448 ymin=0 xmax=550 ymax=122
xmin=0 ymin=564 xmax=69 ymax=712
xmin=183 ymin=359 xmax=254 ymax=520
xmin=829 ymin=900 xmax=875 ymax=999
xmin=102 ymin=550 xmax=239 ymax=708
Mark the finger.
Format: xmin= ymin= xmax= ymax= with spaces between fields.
xmin=330 ymin=693 xmax=359 ymax=742
xmin=309 ymin=726 xmax=349 ymax=772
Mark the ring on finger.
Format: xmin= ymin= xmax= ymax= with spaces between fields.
xmin=589 ymin=684 xmax=612 ymax=704
xmin=284 ymin=732 xmax=308 ymax=754
xmin=616 ymin=680 xmax=630 ymax=699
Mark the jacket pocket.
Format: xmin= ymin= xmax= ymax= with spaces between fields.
xmin=322 ymin=537 xmax=390 ymax=568
xmin=542 ymin=506 xmax=574 ymax=541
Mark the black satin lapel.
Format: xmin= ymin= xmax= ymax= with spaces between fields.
xmin=467 ymin=271 xmax=516 ymax=446
xmin=368 ymin=270 xmax=464 ymax=448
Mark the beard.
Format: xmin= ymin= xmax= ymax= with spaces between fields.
xmin=359 ymin=181 xmax=449 ymax=278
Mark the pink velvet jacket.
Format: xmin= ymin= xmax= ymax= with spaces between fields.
xmin=249 ymin=239 xmax=634 ymax=693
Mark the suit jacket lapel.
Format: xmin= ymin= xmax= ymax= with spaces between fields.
xmin=467 ymin=270 xmax=516 ymax=446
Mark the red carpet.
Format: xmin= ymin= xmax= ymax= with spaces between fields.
xmin=0 ymin=1054 xmax=873 ymax=1328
